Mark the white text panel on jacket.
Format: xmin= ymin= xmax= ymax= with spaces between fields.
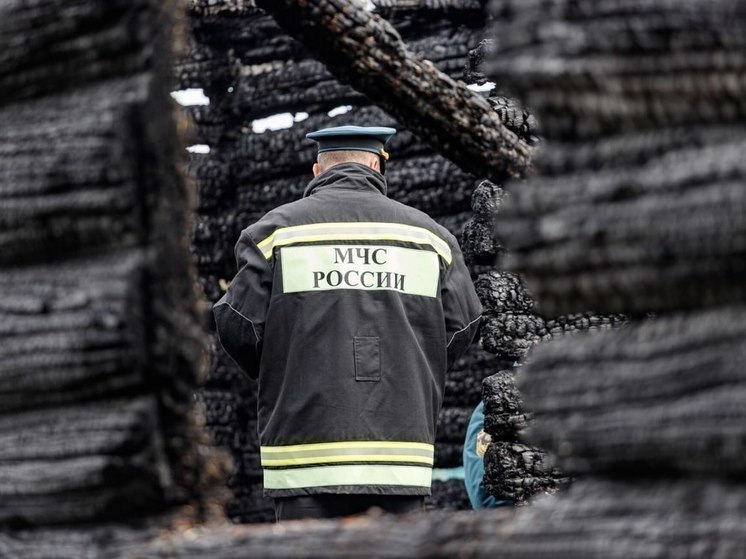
xmin=281 ymin=244 xmax=440 ymax=298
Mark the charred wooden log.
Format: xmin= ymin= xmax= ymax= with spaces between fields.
xmin=0 ymin=78 xmax=154 ymax=265
xmin=496 ymin=128 xmax=746 ymax=316
xmin=0 ymin=0 xmax=163 ymax=103
xmin=0 ymin=253 xmax=147 ymax=413
xmin=255 ymin=0 xmax=532 ymax=183
xmin=480 ymin=368 xmax=567 ymax=505
xmin=9 ymin=478 xmax=746 ymax=558
xmin=186 ymin=8 xmax=304 ymax=67
xmin=231 ymin=59 xmax=365 ymax=122
xmin=233 ymin=155 xmax=475 ymax=218
xmin=0 ymin=0 xmax=223 ymax=533
xmin=483 ymin=442 xmax=567 ymax=504
xmin=443 ymin=346 xmax=509 ymax=408
xmin=472 ymin=1 xmax=746 ymax=317
xmin=373 ymin=0 xmax=486 ymax=42
xmin=481 ymin=370 xmax=529 ymax=441
xmin=519 ymin=306 xmax=746 ymax=477
xmin=177 ymin=39 xmax=235 ymax=91
xmin=0 ymin=397 xmax=167 ymax=525
xmin=477 ymin=271 xmax=624 ymax=360
xmin=482 ymin=1 xmax=746 ymax=140
xmin=462 ymin=180 xmax=505 ymax=265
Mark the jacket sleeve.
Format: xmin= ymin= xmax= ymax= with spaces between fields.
xmin=213 ymin=229 xmax=274 ymax=379
xmin=442 ymin=241 xmax=482 ymax=371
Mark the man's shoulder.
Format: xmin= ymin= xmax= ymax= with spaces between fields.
xmin=241 ymin=198 xmax=314 ymax=242
xmin=241 ymin=195 xmax=457 ymax=249
xmin=382 ymin=198 xmax=458 ymax=248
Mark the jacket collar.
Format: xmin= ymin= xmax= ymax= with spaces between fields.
xmin=303 ymin=162 xmax=387 ymax=198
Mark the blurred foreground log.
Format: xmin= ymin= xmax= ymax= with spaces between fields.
xmin=0 ymin=0 xmax=224 ymax=543
xmin=480 ymin=0 xmax=746 ymax=316
xmin=132 ymin=478 xmax=745 ymax=558
xmin=521 ymin=306 xmax=746 ymax=476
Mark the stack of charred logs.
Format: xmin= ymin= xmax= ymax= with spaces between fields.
xmin=3 ymin=0 xmax=744 ymax=554
xmin=0 ymin=0 xmax=224 ymax=555
xmin=462 ymin=176 xmax=626 ymax=504
xmin=179 ymin=0 xmax=504 ymax=517
xmin=464 ymin=0 xmax=746 ymax=552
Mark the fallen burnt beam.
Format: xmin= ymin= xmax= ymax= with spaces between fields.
xmin=255 ymin=0 xmax=532 ymax=182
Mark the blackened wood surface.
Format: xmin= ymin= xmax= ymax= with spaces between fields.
xmin=476 ymin=0 xmax=746 ymax=316
xmin=482 ymin=0 xmax=746 ymax=140
xmin=519 ymin=306 xmax=746 ymax=476
xmin=496 ymin=129 xmax=746 ymax=316
xmin=134 ymin=479 xmax=746 ymax=559
xmin=0 ymin=0 xmax=221 ymax=531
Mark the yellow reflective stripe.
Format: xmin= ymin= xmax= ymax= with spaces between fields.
xmin=256 ymin=222 xmax=449 ymax=249
xmin=261 ymin=441 xmax=434 ymax=453
xmin=262 ymin=454 xmax=434 ymax=467
xmin=257 ymin=222 xmax=452 ymax=263
xmin=267 ymin=233 xmax=448 ymax=261
xmin=263 ymin=464 xmax=432 ymax=490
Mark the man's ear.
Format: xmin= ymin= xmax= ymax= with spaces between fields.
xmin=312 ymin=162 xmax=321 ymax=177
xmin=370 ymin=155 xmax=380 ymax=171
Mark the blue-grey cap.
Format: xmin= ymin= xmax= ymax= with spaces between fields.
xmin=306 ymin=125 xmax=397 ymax=160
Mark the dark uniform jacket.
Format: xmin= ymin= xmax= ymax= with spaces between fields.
xmin=214 ymin=163 xmax=482 ymax=497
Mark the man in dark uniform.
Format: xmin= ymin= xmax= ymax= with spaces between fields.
xmin=214 ymin=125 xmax=482 ymax=521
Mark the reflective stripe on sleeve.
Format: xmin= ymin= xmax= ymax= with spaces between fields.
xmin=257 ymin=222 xmax=452 ymax=264
xmin=263 ymin=464 xmax=433 ymax=490
xmin=261 ymin=441 xmax=434 ymax=467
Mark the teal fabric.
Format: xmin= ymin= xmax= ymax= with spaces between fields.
xmin=431 ymin=467 xmax=465 ymax=482
xmin=463 ymin=402 xmax=512 ymax=509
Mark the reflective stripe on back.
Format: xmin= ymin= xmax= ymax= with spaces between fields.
xmin=261 ymin=441 xmax=435 ymax=467
xmin=257 ymin=222 xmax=452 ymax=264
xmin=263 ymin=464 xmax=433 ymax=490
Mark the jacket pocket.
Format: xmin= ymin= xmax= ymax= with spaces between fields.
xmin=354 ymin=336 xmax=381 ymax=382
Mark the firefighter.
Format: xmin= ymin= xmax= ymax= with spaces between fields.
xmin=214 ymin=125 xmax=482 ymax=521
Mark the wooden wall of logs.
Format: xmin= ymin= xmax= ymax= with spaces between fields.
xmin=0 ymin=0 xmax=226 ymax=555
xmin=1 ymin=0 xmax=745 ymax=556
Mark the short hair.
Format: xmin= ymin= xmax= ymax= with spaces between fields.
xmin=317 ymin=150 xmax=377 ymax=170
